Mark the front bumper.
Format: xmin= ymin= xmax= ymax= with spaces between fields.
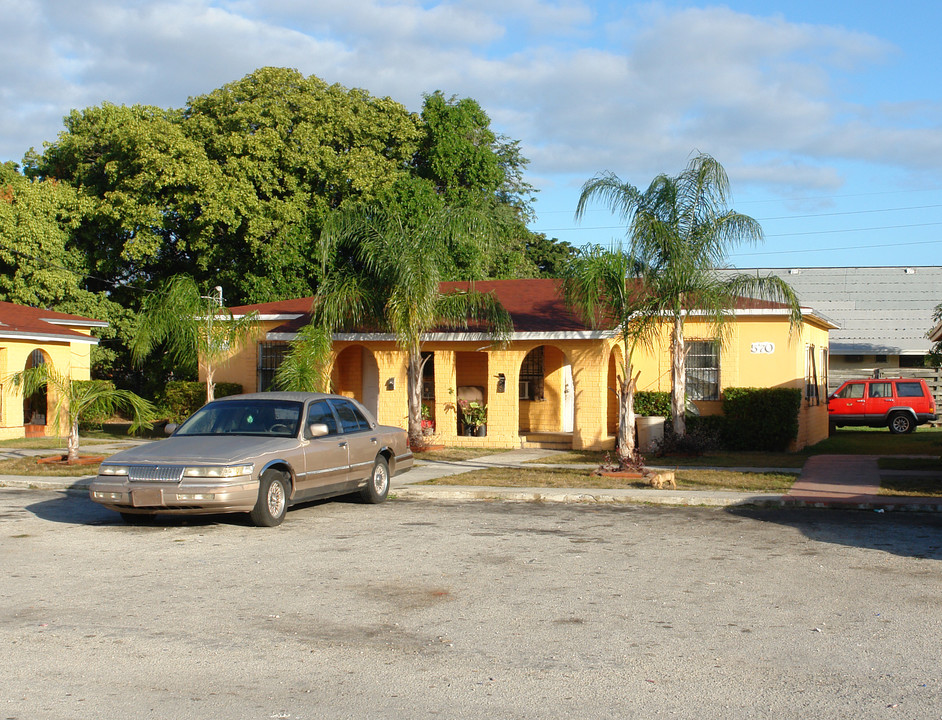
xmin=89 ymin=476 xmax=260 ymax=515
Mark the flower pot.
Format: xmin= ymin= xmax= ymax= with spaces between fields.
xmin=475 ymin=424 xmax=486 ymax=437
xmin=636 ymin=416 xmax=666 ymax=452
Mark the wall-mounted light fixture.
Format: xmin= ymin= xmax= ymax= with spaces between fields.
xmin=496 ymin=373 xmax=506 ymax=393
xmin=385 ymin=378 xmax=396 ymax=391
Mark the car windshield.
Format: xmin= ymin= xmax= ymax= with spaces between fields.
xmin=175 ymin=399 xmax=303 ymax=438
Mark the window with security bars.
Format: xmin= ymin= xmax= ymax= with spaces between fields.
xmin=257 ymin=341 xmax=289 ymax=392
xmin=686 ymin=340 xmax=719 ymax=401
xmin=520 ymin=346 xmax=544 ymax=400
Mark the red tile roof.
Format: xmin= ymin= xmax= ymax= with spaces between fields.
xmin=230 ymin=278 xmax=806 ymax=337
xmin=0 ymin=301 xmax=106 ymax=343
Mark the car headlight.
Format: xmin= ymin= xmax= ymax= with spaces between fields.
xmin=99 ymin=465 xmax=130 ymax=476
xmin=182 ymin=464 xmax=254 ymax=479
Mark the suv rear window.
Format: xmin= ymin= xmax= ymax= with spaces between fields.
xmin=896 ymin=381 xmax=926 ymax=398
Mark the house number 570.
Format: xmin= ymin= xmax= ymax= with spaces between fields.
xmin=751 ymin=342 xmax=775 ymax=354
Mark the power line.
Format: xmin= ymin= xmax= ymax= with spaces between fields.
xmin=732 ymin=237 xmax=942 ymax=258
xmin=534 ymin=217 xmax=942 ymax=235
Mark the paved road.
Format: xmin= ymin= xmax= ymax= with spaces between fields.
xmin=2 ymin=489 xmax=941 ymax=719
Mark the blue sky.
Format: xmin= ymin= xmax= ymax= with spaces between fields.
xmin=3 ymin=0 xmax=941 ymax=267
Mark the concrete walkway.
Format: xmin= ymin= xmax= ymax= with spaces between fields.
xmin=782 ymin=454 xmax=942 ymax=511
xmin=2 ymin=445 xmax=941 ymax=512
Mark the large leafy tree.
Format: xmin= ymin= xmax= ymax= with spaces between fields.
xmin=25 ymin=68 xmax=426 ymax=305
xmin=131 ymin=275 xmax=259 ymax=403
xmin=182 ymin=67 xmax=426 ymax=302
xmin=280 ymin=202 xmax=513 ymax=446
xmin=577 ymin=153 xmax=801 ymax=436
xmin=11 ymin=365 xmax=155 ymax=463
xmin=0 ymin=162 xmax=130 ymax=375
xmin=563 ymin=245 xmax=658 ymax=465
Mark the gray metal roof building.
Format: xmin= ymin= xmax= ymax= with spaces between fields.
xmin=723 ymin=267 xmax=942 ymax=357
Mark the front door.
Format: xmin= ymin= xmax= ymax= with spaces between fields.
xmin=297 ymin=399 xmax=349 ymax=499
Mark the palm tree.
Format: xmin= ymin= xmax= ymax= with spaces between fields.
xmin=132 ymin=276 xmax=259 ymax=403
xmin=281 ymin=204 xmax=513 ymax=447
xmin=562 ymin=244 xmax=659 ymax=465
xmin=577 ymin=153 xmax=801 ymax=436
xmin=11 ymin=365 xmax=155 ymax=463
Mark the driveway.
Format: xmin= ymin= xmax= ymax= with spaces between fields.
xmin=2 ymin=488 xmax=940 ymax=719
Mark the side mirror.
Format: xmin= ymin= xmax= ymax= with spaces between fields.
xmin=309 ymin=423 xmax=329 ymax=438
xmin=164 ymin=423 xmax=178 ymax=436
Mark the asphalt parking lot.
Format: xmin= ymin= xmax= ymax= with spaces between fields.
xmin=2 ymin=489 xmax=941 ymax=719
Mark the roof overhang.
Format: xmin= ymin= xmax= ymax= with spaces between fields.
xmin=268 ymin=330 xmax=619 ymax=342
xmin=0 ymin=330 xmax=99 ymax=345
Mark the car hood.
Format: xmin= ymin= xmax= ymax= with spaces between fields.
xmin=102 ymin=435 xmax=298 ymax=466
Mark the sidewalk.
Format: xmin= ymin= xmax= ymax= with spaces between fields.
xmin=2 ymin=447 xmax=941 ymax=512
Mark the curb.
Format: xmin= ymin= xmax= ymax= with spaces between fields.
xmin=392 ymin=484 xmax=786 ymax=508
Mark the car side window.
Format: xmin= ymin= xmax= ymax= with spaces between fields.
xmin=896 ymin=382 xmax=925 ymax=398
xmin=330 ymin=399 xmax=371 ymax=433
xmin=306 ymin=400 xmax=338 ymax=436
xmin=837 ymin=383 xmax=864 ymax=399
xmin=869 ymin=382 xmax=891 ymax=399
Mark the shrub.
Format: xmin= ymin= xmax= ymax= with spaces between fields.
xmin=721 ymin=387 xmax=801 ymax=451
xmin=655 ymin=415 xmax=724 ymax=456
xmin=159 ymin=381 xmax=243 ymax=422
xmin=635 ymin=391 xmax=671 ymax=417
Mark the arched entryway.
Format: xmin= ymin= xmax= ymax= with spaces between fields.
xmin=23 ymin=349 xmax=49 ymax=437
xmin=331 ymin=345 xmax=380 ymax=418
xmin=518 ymin=345 xmax=573 ymax=443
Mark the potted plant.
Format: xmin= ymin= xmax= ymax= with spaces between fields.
xmin=458 ymin=400 xmax=487 ymax=436
xmin=421 ymin=404 xmax=435 ymax=436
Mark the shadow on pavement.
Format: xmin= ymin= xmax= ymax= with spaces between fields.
xmin=24 ymin=491 xmax=355 ymax=528
xmin=727 ymin=505 xmax=942 ymax=561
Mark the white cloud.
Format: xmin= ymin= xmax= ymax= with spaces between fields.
xmin=1 ymin=0 xmax=940 ymax=204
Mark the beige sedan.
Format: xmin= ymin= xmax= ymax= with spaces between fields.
xmin=90 ymin=392 xmax=413 ymax=526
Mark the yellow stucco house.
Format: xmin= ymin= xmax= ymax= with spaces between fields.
xmin=213 ymin=279 xmax=836 ymax=451
xmin=0 ymin=301 xmax=105 ymax=440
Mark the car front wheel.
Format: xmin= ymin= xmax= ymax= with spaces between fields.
xmin=250 ymin=469 xmax=289 ymax=527
xmin=360 ymin=456 xmax=390 ymax=504
xmin=888 ymin=413 xmax=914 ymax=434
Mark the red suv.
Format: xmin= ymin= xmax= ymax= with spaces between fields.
xmin=828 ymin=378 xmax=937 ymax=434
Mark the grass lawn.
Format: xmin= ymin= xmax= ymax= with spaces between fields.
xmin=530 ymin=427 xmax=942 ymax=470
xmin=0 ymin=455 xmax=107 ymax=476
xmin=413 ymin=447 xmax=509 ymax=463
xmin=418 ymin=466 xmax=795 ymax=493
xmin=809 ymin=426 xmax=942 ymax=455
xmin=0 ymin=437 xmax=116 ymax=449
xmin=529 ymin=449 xmax=806 ymax=469
xmin=878 ymin=474 xmax=942 ymax=497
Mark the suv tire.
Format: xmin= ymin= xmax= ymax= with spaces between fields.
xmin=888 ymin=412 xmax=914 ymax=435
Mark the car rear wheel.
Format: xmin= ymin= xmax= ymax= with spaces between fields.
xmin=360 ymin=456 xmax=390 ymax=504
xmin=250 ymin=469 xmax=288 ymax=527
xmin=888 ymin=413 xmax=914 ymax=434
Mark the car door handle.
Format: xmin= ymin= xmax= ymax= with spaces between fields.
xmin=371 ymin=437 xmax=378 ymax=444
xmin=338 ymin=441 xmax=348 ymax=448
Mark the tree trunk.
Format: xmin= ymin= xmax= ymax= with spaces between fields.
xmin=67 ymin=420 xmax=80 ymax=464
xmin=204 ymin=363 xmax=216 ymax=404
xmin=616 ymin=368 xmax=641 ymax=466
xmin=407 ymin=350 xmax=425 ymax=448
xmin=671 ymin=313 xmax=687 ymax=437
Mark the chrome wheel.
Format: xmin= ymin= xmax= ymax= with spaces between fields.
xmin=372 ymin=461 xmax=389 ymax=495
xmin=361 ymin=456 xmax=390 ymax=504
xmin=266 ymin=479 xmax=286 ymax=517
xmin=250 ymin=469 xmax=289 ymax=527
